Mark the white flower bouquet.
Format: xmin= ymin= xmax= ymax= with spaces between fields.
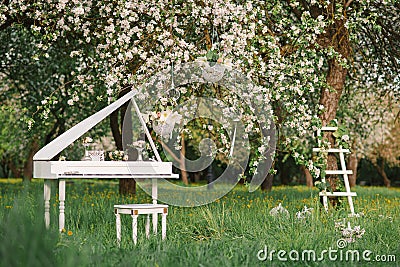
xmin=108 ymin=150 xmax=128 ymax=161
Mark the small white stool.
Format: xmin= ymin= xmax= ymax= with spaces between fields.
xmin=114 ymin=203 xmax=168 ymax=245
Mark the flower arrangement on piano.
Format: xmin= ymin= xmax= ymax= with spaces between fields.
xmin=108 ymin=150 xmax=128 ymax=161
xmin=82 ymin=136 xmax=93 ymax=145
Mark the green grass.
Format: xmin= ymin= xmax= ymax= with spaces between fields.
xmin=0 ymin=180 xmax=399 ymax=267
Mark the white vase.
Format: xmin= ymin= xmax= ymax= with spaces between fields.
xmin=82 ymin=143 xmax=92 ymax=161
xmin=136 ymin=147 xmax=143 ymax=161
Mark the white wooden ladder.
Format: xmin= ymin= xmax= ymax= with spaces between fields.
xmin=313 ymin=127 xmax=356 ymax=214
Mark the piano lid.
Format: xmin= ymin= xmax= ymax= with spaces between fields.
xmin=33 ymin=90 xmax=138 ymax=161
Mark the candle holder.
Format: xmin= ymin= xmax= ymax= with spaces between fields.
xmin=82 ymin=137 xmax=93 ymax=161
xmin=131 ymin=140 xmax=146 ymax=161
xmin=82 ymin=143 xmax=92 ymax=161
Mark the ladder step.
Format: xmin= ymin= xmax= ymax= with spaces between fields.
xmin=325 ymin=170 xmax=353 ymax=175
xmin=319 ymin=192 xmax=357 ymax=197
xmin=313 ymin=148 xmax=351 ymax=153
xmin=320 ymin=127 xmax=338 ymax=131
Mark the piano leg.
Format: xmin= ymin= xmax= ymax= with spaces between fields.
xmin=152 ymin=213 xmax=158 ymax=234
xmin=131 ymin=214 xmax=139 ymax=245
xmin=161 ymin=212 xmax=167 ymax=240
xmin=115 ymin=211 xmax=121 ymax=246
xmin=44 ymin=180 xmax=51 ymax=229
xmin=59 ymin=179 xmax=66 ymax=232
xmin=152 ymin=180 xmax=158 ymax=205
xmin=152 ymin=179 xmax=158 ymax=234
xmin=145 ymin=214 xmax=150 ymax=238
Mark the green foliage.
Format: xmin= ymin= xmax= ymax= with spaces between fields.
xmin=0 ymin=25 xmax=114 ymax=173
xmin=0 ymin=104 xmax=31 ymax=177
xmin=0 ymin=106 xmax=21 ymax=154
xmin=0 ymin=180 xmax=399 ymax=266
xmin=205 ymin=50 xmax=220 ymax=64
xmin=329 ymin=120 xmax=351 ymax=150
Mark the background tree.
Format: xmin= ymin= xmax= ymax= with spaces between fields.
xmin=0 ymin=24 xmax=109 ymax=180
xmin=269 ymin=0 xmax=399 ymax=194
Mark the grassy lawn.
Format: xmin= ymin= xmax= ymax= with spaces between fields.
xmin=0 ymin=179 xmax=399 ymax=266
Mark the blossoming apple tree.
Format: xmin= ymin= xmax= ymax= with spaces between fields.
xmin=0 ymin=0 xmax=398 ymax=195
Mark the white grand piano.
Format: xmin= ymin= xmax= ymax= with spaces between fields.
xmin=33 ymin=90 xmax=179 ymax=232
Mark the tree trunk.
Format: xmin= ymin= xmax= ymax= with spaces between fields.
xmin=260 ymin=159 xmax=275 ymax=191
xmin=319 ymin=59 xmax=347 ymax=206
xmin=279 ymin=159 xmax=290 ymax=185
xmin=6 ymin=159 xmax=20 ymax=178
xmin=261 ymin=172 xmax=274 ymax=192
xmin=348 ymin=151 xmax=358 ymax=187
xmin=260 ymin=120 xmax=277 ymax=192
xmin=110 ymin=109 xmax=122 ymax=151
xmin=373 ymin=160 xmax=391 ymax=187
xmin=22 ymin=139 xmax=39 ymax=181
xmin=319 ymin=58 xmax=348 ymax=179
xmin=301 ymin=165 xmax=313 ymax=188
xmin=193 ymin=172 xmax=201 ymax=183
xmin=119 ymin=178 xmax=136 ymax=195
xmin=180 ymin=133 xmax=189 ymax=185
xmin=110 ymin=89 xmax=136 ymax=195
xmin=317 ymin=14 xmax=351 ymax=207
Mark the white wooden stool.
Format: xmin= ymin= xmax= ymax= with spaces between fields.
xmin=114 ymin=203 xmax=168 ymax=245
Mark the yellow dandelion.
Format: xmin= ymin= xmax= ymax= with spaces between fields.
xmin=5 ymin=205 xmax=12 ymax=209
xmin=67 ymin=230 xmax=73 ymax=236
xmin=61 ymin=228 xmax=66 ymax=233
xmin=91 ymin=203 xmax=95 ymax=207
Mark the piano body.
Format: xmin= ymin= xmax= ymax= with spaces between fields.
xmin=35 ymin=161 xmax=177 ymax=179
xmin=33 ymin=90 xmax=178 ymax=231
